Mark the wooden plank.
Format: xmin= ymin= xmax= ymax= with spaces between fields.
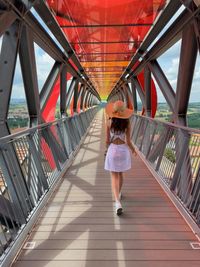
xmin=18 ymin=249 xmax=200 ymax=260
xmin=19 ymin=239 xmax=193 ymax=250
xmin=44 ymin=206 xmax=178 ymax=212
xmin=39 ymin=211 xmax=179 ymax=218
xmin=46 ymin=201 xmax=173 ymax=207
xmin=37 ymin=217 xmax=186 ymax=225
xmin=12 ymin=261 xmax=200 ymax=267
xmin=29 ymin=231 xmax=195 ymax=240
xmin=33 ymin=224 xmax=190 ymax=232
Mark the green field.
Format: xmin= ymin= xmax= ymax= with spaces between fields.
xmin=155 ymin=102 xmax=200 ymax=129
xmin=6 ymin=100 xmax=200 ymax=130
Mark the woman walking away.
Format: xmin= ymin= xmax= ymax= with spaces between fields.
xmin=104 ymin=100 xmax=136 ymax=216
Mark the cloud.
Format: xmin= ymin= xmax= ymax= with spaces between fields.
xmin=9 ymin=44 xmax=54 ymax=100
xmin=156 ymin=39 xmax=200 ymax=103
xmin=34 ymin=44 xmax=55 ymax=90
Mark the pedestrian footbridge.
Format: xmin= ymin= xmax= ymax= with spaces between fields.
xmin=0 ymin=0 xmax=200 ymax=266
xmin=0 ymin=109 xmax=199 ymax=267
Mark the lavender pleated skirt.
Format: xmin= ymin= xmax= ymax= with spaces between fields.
xmin=104 ymin=143 xmax=131 ymax=172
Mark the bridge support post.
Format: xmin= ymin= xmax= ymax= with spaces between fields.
xmin=130 ymin=78 xmax=138 ymax=113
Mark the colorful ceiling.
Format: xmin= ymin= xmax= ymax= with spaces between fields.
xmin=47 ymin=0 xmax=167 ymax=100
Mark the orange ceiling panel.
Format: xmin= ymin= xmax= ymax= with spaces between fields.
xmin=81 ymin=61 xmax=129 ymax=68
xmin=47 ymin=0 xmax=167 ymax=99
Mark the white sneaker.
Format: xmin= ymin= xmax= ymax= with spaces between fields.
xmin=115 ymin=201 xmax=123 ymax=216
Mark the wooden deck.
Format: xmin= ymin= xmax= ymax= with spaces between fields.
xmin=12 ymin=110 xmax=200 ymax=267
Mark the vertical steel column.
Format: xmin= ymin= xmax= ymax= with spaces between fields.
xmin=60 ymin=66 xmax=67 ymax=117
xmin=0 ymin=22 xmax=20 ymax=137
xmin=175 ymin=23 xmax=198 ymax=126
xmin=173 ymin=23 xmax=198 ymax=203
xmin=144 ymin=66 xmax=152 ymax=117
xmin=73 ymin=80 xmax=79 ymax=113
xmin=130 ymin=77 xmax=138 ymax=113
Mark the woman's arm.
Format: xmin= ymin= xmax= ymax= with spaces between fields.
xmin=105 ymin=119 xmax=111 ymax=148
xmin=126 ymin=122 xmax=137 ymax=155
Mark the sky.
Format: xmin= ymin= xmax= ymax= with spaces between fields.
xmin=0 ymin=4 xmax=199 ymax=103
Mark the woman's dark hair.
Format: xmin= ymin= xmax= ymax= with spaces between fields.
xmin=110 ymin=117 xmax=129 ymax=133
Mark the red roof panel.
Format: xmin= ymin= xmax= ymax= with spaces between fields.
xmin=47 ymin=0 xmax=166 ymax=99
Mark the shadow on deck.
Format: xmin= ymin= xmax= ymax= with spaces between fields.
xmin=12 ymin=110 xmax=200 ymax=267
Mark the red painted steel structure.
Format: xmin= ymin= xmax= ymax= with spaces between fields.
xmin=46 ymin=0 xmax=167 ymax=117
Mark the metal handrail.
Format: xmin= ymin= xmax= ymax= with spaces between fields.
xmin=0 ymin=107 xmax=98 ymax=145
xmin=0 ymin=107 xmax=99 ymax=265
xmin=131 ymin=114 xmax=200 ymax=226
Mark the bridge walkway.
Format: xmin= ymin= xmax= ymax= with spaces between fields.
xmin=12 ymin=109 xmax=200 ymax=267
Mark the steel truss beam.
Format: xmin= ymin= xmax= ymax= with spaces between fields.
xmin=60 ymin=23 xmax=153 ymax=28
xmin=77 ymin=52 xmax=133 ymax=55
xmin=0 ymin=3 xmax=100 ymax=163
xmin=76 ymin=84 xmax=84 ymax=109
xmin=128 ymin=8 xmax=199 ymax=79
xmin=81 ymin=87 xmax=86 ymax=110
xmin=32 ymin=0 xmax=100 ymax=99
xmin=148 ymin=60 xmax=175 ymax=113
xmin=88 ymin=94 xmax=93 ymax=108
xmin=0 ymin=10 xmax=17 ymax=37
xmin=40 ymin=62 xmax=63 ymax=112
xmin=66 ymin=77 xmax=77 ymax=113
xmin=111 ymin=4 xmax=200 ymax=104
xmin=132 ymin=77 xmax=145 ymax=108
xmin=84 ymin=91 xmax=90 ymax=109
xmin=110 ymin=0 xmax=182 ymax=90
xmin=71 ymin=41 xmax=141 ymax=45
xmin=80 ymin=85 xmax=86 ymax=111
xmin=19 ymin=25 xmax=41 ymax=126
xmin=2 ymin=0 xmax=101 ymax=103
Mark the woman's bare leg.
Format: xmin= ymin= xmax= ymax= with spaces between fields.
xmin=119 ymin=172 xmax=124 ymax=193
xmin=111 ymin=171 xmax=120 ymax=202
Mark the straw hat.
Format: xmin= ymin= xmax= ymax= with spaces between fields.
xmin=105 ymin=100 xmax=133 ymax=119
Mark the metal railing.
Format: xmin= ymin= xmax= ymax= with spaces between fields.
xmin=131 ymin=114 xmax=200 ymax=226
xmin=0 ymin=107 xmax=98 ymax=265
